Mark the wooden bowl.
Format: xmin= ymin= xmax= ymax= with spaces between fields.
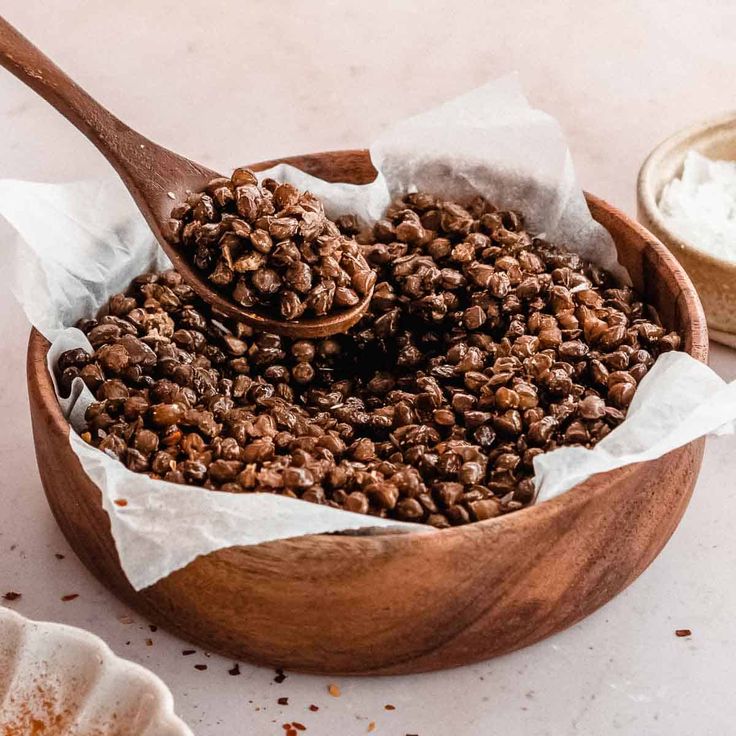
xmin=637 ymin=112 xmax=736 ymax=346
xmin=27 ymin=150 xmax=708 ymax=676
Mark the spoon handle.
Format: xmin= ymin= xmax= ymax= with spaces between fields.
xmin=0 ymin=15 xmax=213 ymax=225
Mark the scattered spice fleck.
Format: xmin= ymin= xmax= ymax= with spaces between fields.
xmin=182 ymin=650 xmax=196 ymax=656
xmin=277 ymin=697 xmax=289 ymax=705
xmin=194 ymin=664 xmax=208 ymax=671
xmin=61 ymin=594 xmax=79 ymax=602
xmin=368 ymin=723 xmax=376 ymax=733
xmin=55 ymin=553 xmax=65 ymax=560
xmin=114 ymin=498 xmax=128 ymax=507
xmin=292 ymin=723 xmax=306 ymax=732
xmin=229 ymin=664 xmax=241 ymax=676
xmin=286 ymin=730 xmax=297 ymax=736
xmin=274 ymin=668 xmax=287 ymax=683
xmin=2 ymin=591 xmax=21 ymax=601
xmin=384 ymin=704 xmax=396 ymax=711
xmin=145 ymin=638 xmax=153 ymax=647
xmin=149 ymin=624 xmax=158 ymax=632
xmin=308 ymin=705 xmax=319 ymax=712
xmin=328 ymin=683 xmax=341 ymax=698
xmin=676 ymin=629 xmax=692 ymax=637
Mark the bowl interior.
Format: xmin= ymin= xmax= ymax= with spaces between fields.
xmin=0 ymin=607 xmax=193 ymax=736
xmin=639 ymin=113 xmax=736 ymax=252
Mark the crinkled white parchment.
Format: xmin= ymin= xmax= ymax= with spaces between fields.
xmin=1 ymin=75 xmax=730 ymax=591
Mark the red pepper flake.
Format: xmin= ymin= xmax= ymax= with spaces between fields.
xmin=114 ymin=498 xmax=128 ymax=507
xmin=293 ymin=723 xmax=306 ymax=731
xmin=2 ymin=591 xmax=21 ymax=601
xmin=308 ymin=705 xmax=319 ymax=712
xmin=286 ymin=730 xmax=297 ymax=736
xmin=367 ymin=723 xmax=376 ymax=733
xmin=55 ymin=553 xmax=65 ymax=560
xmin=277 ymin=697 xmax=289 ymax=705
xmin=194 ymin=664 xmax=208 ymax=671
xmin=384 ymin=704 xmax=396 ymax=711
xmin=274 ymin=668 xmax=287 ymax=683
xmin=282 ymin=725 xmax=291 ymax=731
xmin=182 ymin=650 xmax=196 ymax=656
xmin=328 ymin=683 xmax=341 ymax=697
xmin=675 ymin=629 xmax=692 ymax=637
xmin=61 ymin=594 xmax=79 ymax=602
xmin=145 ymin=638 xmax=154 ymax=647
xmin=229 ymin=664 xmax=241 ymax=676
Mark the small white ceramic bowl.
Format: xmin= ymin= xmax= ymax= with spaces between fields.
xmin=0 ymin=606 xmax=192 ymax=736
xmin=637 ymin=112 xmax=736 ymax=346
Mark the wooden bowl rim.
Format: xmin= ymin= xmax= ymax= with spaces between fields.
xmin=27 ymin=150 xmax=710 ymax=553
xmin=637 ymin=111 xmax=736 ymax=271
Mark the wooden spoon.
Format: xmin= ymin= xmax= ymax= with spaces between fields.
xmin=0 ymin=16 xmax=372 ymax=339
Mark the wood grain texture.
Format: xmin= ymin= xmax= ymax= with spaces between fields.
xmin=0 ymin=15 xmax=369 ymax=339
xmin=27 ymin=150 xmax=708 ymax=675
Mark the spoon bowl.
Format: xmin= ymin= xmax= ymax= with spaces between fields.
xmin=0 ymin=15 xmax=372 ymax=338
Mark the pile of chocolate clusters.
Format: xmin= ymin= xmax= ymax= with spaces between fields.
xmin=56 ymin=173 xmax=680 ymax=527
xmin=165 ymin=169 xmax=375 ymax=321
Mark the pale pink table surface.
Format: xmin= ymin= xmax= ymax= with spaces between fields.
xmin=1 ymin=2 xmax=735 ymax=735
